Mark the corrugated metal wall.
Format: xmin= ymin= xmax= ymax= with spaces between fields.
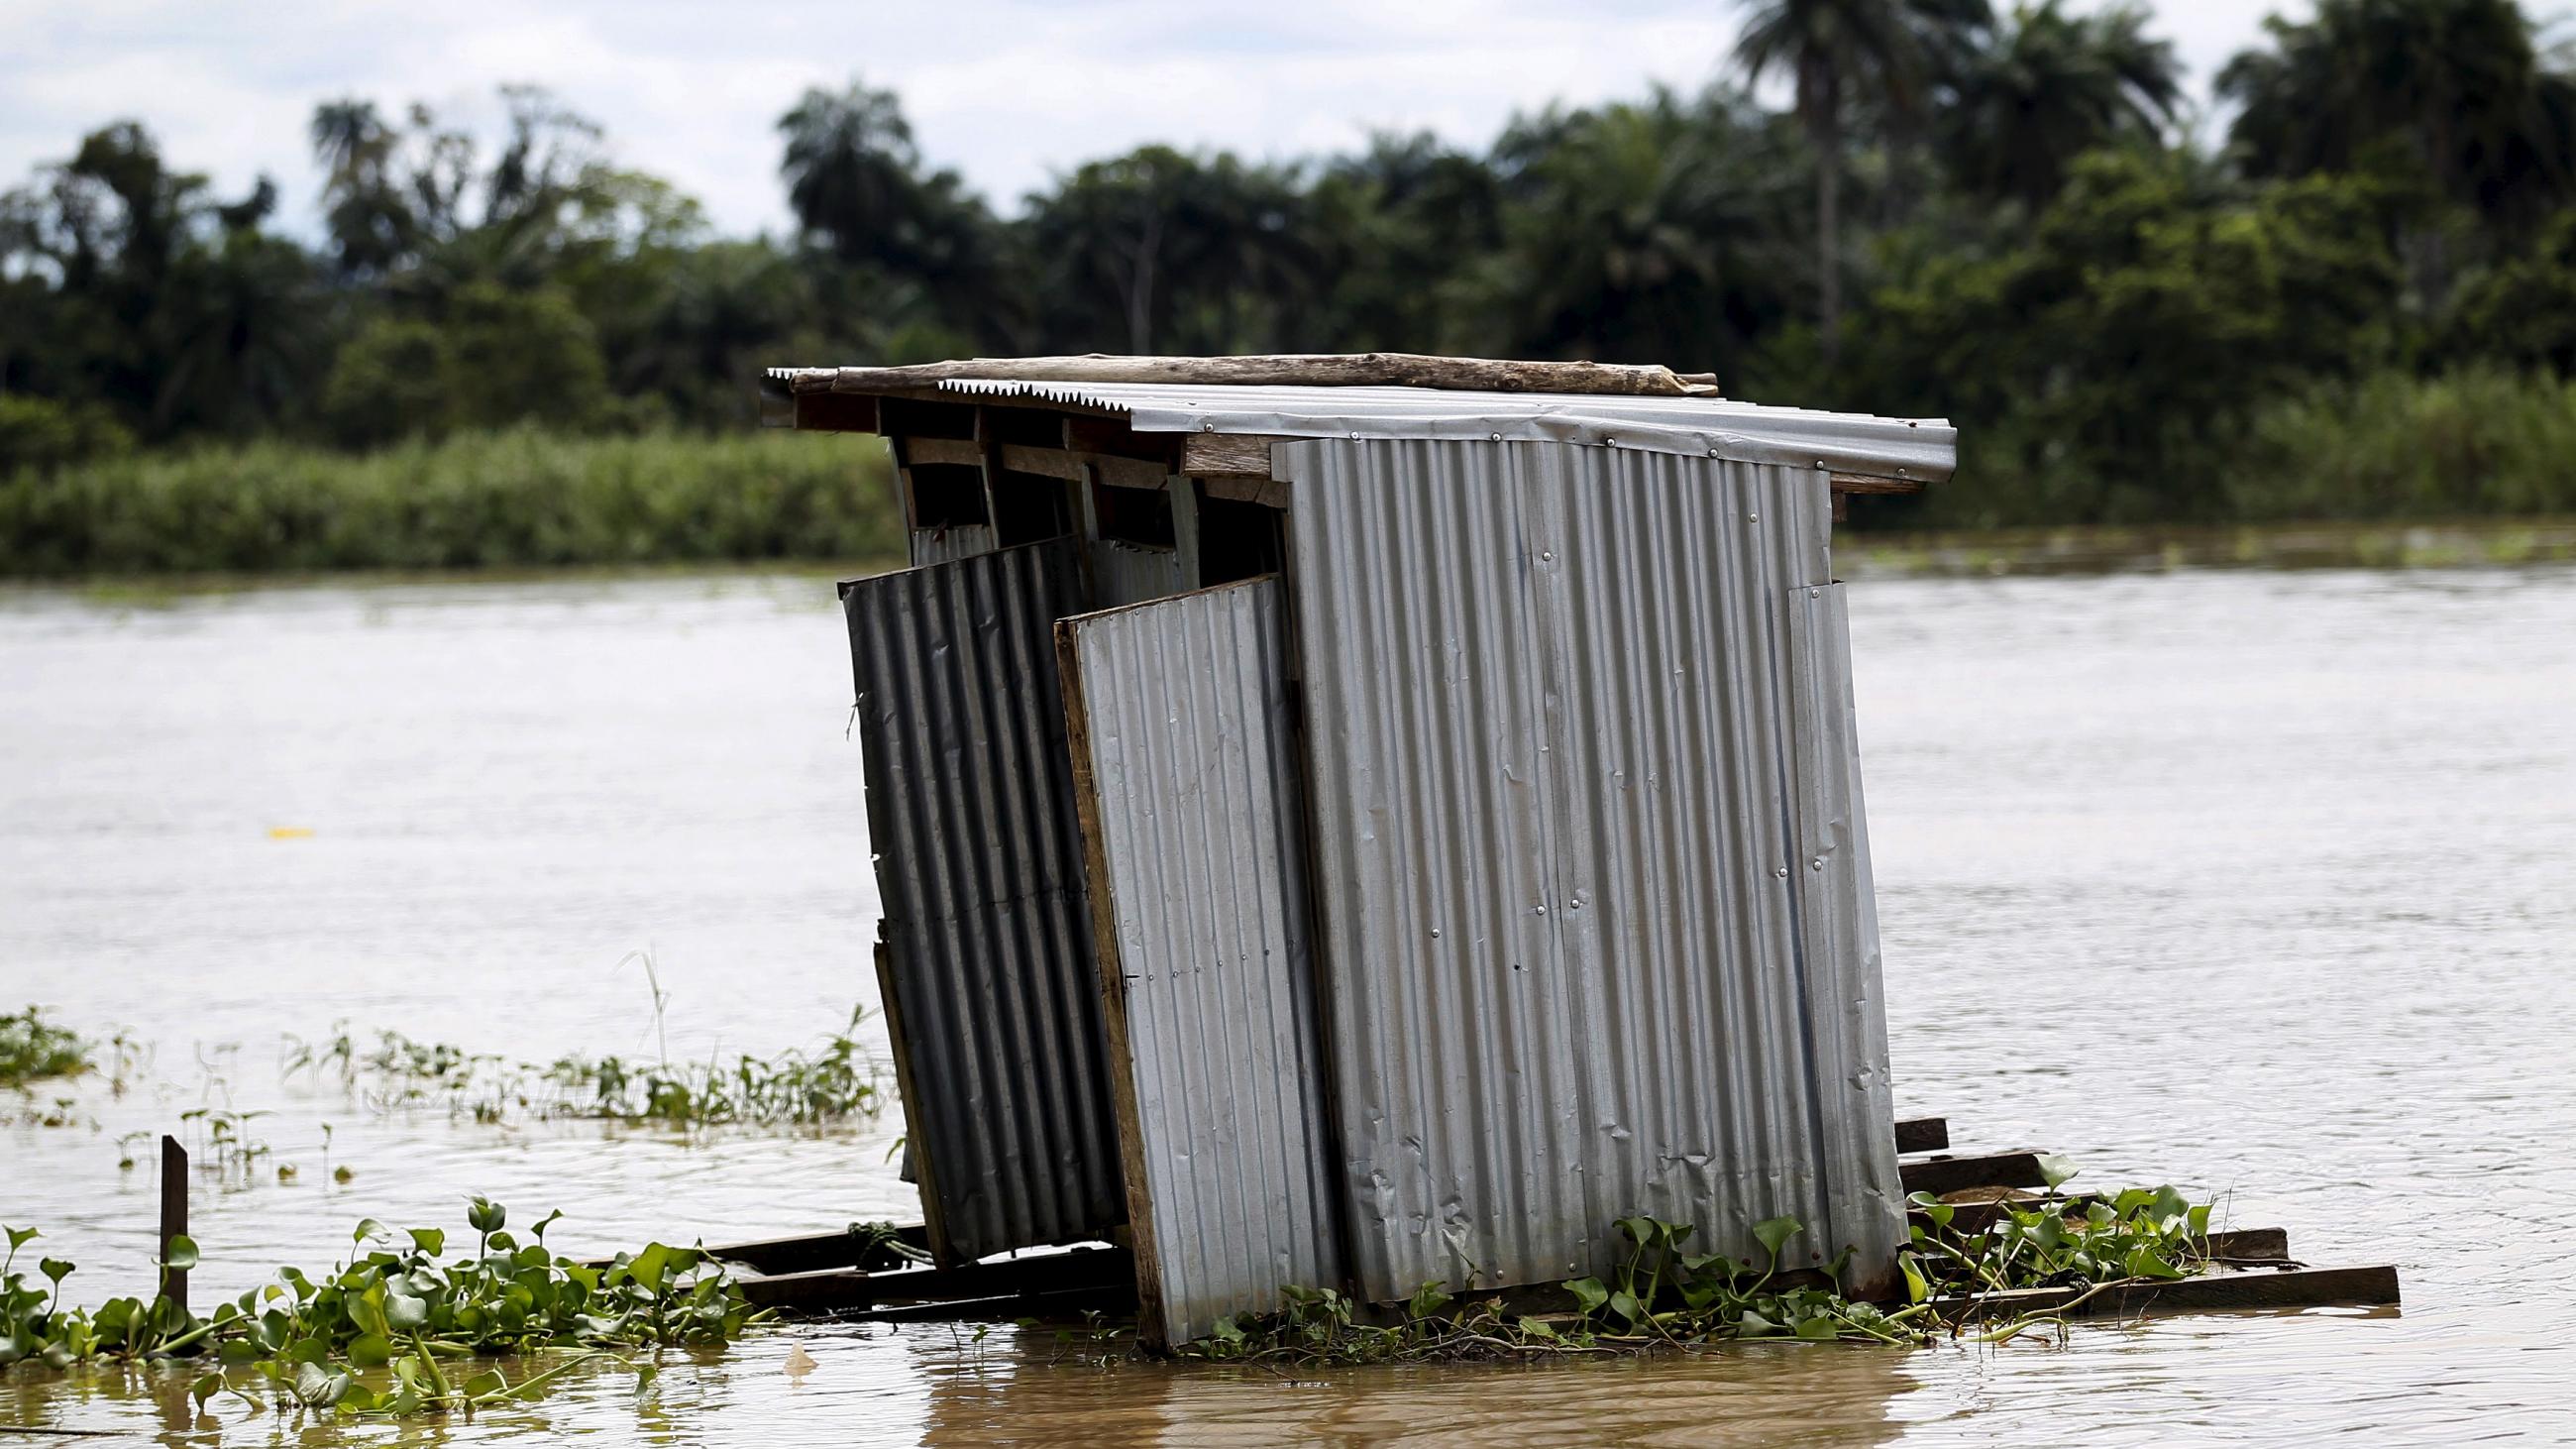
xmin=909 ymin=524 xmax=996 ymax=568
xmin=841 ymin=539 xmax=1127 ymax=1261
xmin=1058 ymin=578 xmax=1347 ymax=1348
xmin=1275 ymin=437 xmax=1904 ymax=1302
xmin=1783 ymin=582 xmax=1905 ymax=1297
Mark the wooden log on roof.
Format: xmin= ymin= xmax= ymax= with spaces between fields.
xmin=781 ymin=353 xmax=1724 ymax=398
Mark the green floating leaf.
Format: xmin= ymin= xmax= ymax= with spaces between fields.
xmin=627 ymin=1242 xmax=671 ymax=1293
xmin=1795 ymin=1314 xmax=1842 ymax=1340
xmin=6 ymin=1226 xmax=39 ymax=1253
xmin=1898 ymin=1253 xmax=1929 ymax=1305
xmin=2035 ymin=1155 xmax=2081 ymax=1191
xmin=353 ymin=1218 xmax=386 ymax=1245
xmin=189 ymin=1371 xmax=222 ymax=1409
xmin=407 ymin=1227 xmax=446 ymax=1257
xmin=1563 ymin=1277 xmax=1609 ymax=1316
xmin=163 ymin=1235 xmax=200 ymax=1270
xmin=1752 ymin=1216 xmax=1803 ymax=1257
xmin=385 ymin=1291 xmax=430 ymax=1331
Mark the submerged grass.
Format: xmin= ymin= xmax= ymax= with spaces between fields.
xmin=0 ymin=1199 xmax=755 ymax=1421
xmin=282 ymin=1006 xmax=884 ymax=1130
xmin=0 ymin=426 xmax=902 ymax=577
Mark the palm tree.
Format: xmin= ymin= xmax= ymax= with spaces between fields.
xmin=1488 ymin=90 xmax=1807 ymax=373
xmin=308 ymin=99 xmax=413 ymax=277
xmin=2219 ymin=0 xmax=2576 ymax=311
xmin=1941 ymin=2 xmax=2182 ymax=208
xmin=1734 ymin=0 xmax=1991 ymax=366
xmin=777 ymin=79 xmax=924 ymax=268
xmin=1021 ymin=147 xmax=1202 ymax=353
xmin=2218 ymin=0 xmax=2576 ymax=228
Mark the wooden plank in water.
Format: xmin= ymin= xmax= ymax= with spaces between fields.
xmin=1893 ymin=1117 xmax=1948 ymax=1154
xmin=1930 ymin=1264 xmax=2398 ymax=1321
xmin=703 ymin=1223 xmax=931 ymax=1276
xmin=739 ymin=1245 xmax=1132 ymax=1313
xmin=2203 ymin=1227 xmax=2292 ymax=1263
xmin=1898 ymin=1152 xmax=2049 ymax=1196
xmin=858 ymin=1283 xmax=1133 ymax=1323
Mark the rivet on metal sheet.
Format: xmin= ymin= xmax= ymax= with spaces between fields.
xmin=1541 ymin=550 xmax=1555 ymax=562
xmin=1774 ymin=865 xmax=1788 ymax=878
xmin=1810 ymin=857 xmax=1825 ymax=870
xmin=1535 ymin=904 xmax=1548 ymax=915
xmin=1810 ymin=588 xmax=1821 ymax=598
xmin=1748 ymin=513 xmax=1760 ymax=523
xmin=1202 ymin=420 xmax=1215 ymax=431
xmin=1489 ymin=433 xmax=1501 ymax=442
xmin=1431 ymin=928 xmax=1441 ymax=939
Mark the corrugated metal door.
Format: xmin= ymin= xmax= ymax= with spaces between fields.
xmin=839 ymin=539 xmax=1127 ymax=1261
xmin=1056 ymin=578 xmax=1348 ymax=1349
xmin=1277 ymin=438 xmax=1905 ymax=1303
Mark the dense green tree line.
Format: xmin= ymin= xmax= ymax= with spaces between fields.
xmin=7 ymin=0 xmax=2576 ymax=537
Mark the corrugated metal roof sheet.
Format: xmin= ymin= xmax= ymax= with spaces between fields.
xmin=936 ymin=379 xmax=1952 ymax=482
xmin=1277 ymin=437 xmax=1905 ymax=1302
xmin=840 ymin=540 xmax=1127 ymax=1262
xmin=1058 ymin=577 xmax=1348 ymax=1349
xmin=766 ymin=368 xmax=1954 ymax=483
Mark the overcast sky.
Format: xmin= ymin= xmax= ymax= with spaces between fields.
xmin=3 ymin=0 xmax=2289 ymax=239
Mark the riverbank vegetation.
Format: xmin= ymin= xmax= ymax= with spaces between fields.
xmin=0 ymin=1201 xmax=754 ymax=1420
xmin=9 ymin=0 xmax=2576 ymax=572
xmin=0 ymin=428 xmax=899 ymax=576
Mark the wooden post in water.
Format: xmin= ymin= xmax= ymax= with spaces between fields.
xmin=159 ymin=1134 xmax=188 ymax=1314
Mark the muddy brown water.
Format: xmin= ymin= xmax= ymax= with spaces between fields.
xmin=3 ymin=561 xmax=2572 ymax=1443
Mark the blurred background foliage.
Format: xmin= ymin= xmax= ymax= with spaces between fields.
xmin=7 ymin=0 xmax=2576 ymax=570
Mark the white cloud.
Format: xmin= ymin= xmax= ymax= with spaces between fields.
xmin=0 ymin=0 xmax=2289 ymax=240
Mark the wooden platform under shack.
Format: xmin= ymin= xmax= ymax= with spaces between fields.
xmin=690 ymin=1114 xmax=2401 ymax=1330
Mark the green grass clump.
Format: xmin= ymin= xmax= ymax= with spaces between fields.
xmin=0 ymin=426 xmax=902 ymax=577
xmin=0 ymin=1008 xmax=86 ymax=1089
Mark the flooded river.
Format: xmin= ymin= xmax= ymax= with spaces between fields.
xmin=4 ymin=559 xmax=2573 ymax=1443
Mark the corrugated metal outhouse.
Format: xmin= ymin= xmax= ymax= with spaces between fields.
xmin=765 ymin=354 xmax=1956 ymax=1349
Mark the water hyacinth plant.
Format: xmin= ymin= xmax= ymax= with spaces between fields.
xmin=1186 ymin=1164 xmax=2222 ymax=1365
xmin=0 ymin=1199 xmax=757 ymax=1420
xmin=0 ymin=1007 xmax=87 ymax=1088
